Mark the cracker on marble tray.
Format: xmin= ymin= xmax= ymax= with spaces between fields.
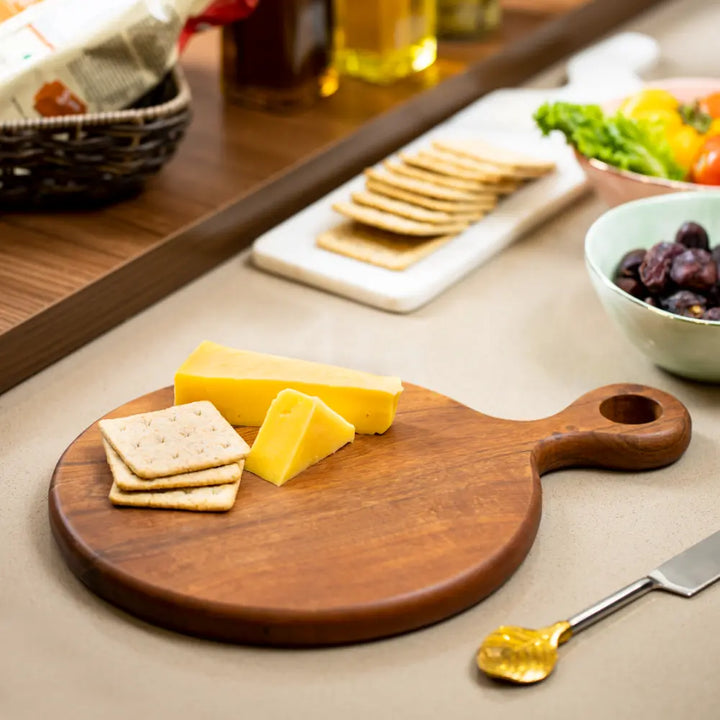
xmin=331 ymin=200 xmax=469 ymax=237
xmin=102 ymin=439 xmax=243 ymax=492
xmin=351 ymin=190 xmax=485 ymax=224
xmin=316 ymin=222 xmax=454 ymax=271
xmin=364 ymin=167 xmax=495 ymax=202
xmin=99 ymin=401 xmax=250 ymax=479
xmin=432 ymin=138 xmax=556 ymax=178
xmin=399 ymin=152 xmax=521 ymax=193
xmin=410 ymin=148 xmax=509 ymax=181
xmin=365 ymin=177 xmax=497 ymax=213
xmin=383 ymin=159 xmax=499 ymax=193
xmin=414 ymin=147 xmax=535 ymax=181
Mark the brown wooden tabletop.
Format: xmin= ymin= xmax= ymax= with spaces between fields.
xmin=0 ymin=0 xmax=666 ymax=395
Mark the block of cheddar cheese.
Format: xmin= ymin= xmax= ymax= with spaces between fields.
xmin=173 ymin=341 xmax=403 ymax=434
xmin=246 ymin=388 xmax=355 ymax=486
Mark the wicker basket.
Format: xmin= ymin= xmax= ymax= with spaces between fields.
xmin=0 ymin=67 xmax=192 ymax=209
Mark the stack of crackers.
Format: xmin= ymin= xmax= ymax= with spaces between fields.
xmin=100 ymin=401 xmax=250 ymax=512
xmin=317 ymin=137 xmax=556 ymax=271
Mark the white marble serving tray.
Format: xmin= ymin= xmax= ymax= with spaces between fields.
xmin=252 ymin=32 xmax=659 ymax=313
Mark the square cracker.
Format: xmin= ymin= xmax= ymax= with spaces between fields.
xmin=103 ymin=439 xmax=243 ymax=491
xmin=432 ymin=139 xmax=556 ymax=177
xmin=331 ymin=200 xmax=469 ymax=236
xmin=351 ymin=190 xmax=484 ymax=224
xmin=364 ymin=168 xmax=490 ymax=202
xmin=383 ymin=159 xmax=498 ymax=193
xmin=316 ymin=221 xmax=454 ymax=271
xmin=416 ymin=148 xmax=511 ymax=180
xmin=400 ymin=150 xmax=506 ymax=183
xmin=99 ymin=401 xmax=250 ymax=479
xmin=399 ymin=152 xmax=520 ymax=193
xmin=366 ymin=177 xmax=497 ymax=213
xmin=108 ymin=477 xmax=242 ymax=512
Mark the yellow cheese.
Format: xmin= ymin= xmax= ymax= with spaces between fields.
xmin=245 ymin=389 xmax=355 ymax=486
xmin=174 ymin=341 xmax=403 ymax=434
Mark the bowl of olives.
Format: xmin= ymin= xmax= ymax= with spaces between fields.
xmin=585 ymin=190 xmax=720 ymax=382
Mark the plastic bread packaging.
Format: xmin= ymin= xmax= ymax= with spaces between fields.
xmin=0 ymin=0 xmax=257 ymax=122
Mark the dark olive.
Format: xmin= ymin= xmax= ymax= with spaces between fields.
xmin=712 ymin=245 xmax=720 ymax=268
xmin=615 ymin=277 xmax=645 ymax=298
xmin=675 ymin=221 xmax=710 ymax=250
xmin=638 ymin=242 xmax=685 ymax=293
xmin=616 ymin=248 xmax=647 ymax=279
xmin=669 ymin=248 xmax=718 ymax=291
xmin=661 ymin=290 xmax=707 ymax=318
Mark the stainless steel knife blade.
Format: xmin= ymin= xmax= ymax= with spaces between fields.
xmin=565 ymin=529 xmax=720 ymax=636
xmin=648 ymin=529 xmax=720 ymax=597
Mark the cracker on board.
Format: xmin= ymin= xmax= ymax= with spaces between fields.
xmin=366 ymin=177 xmax=497 ymax=213
xmin=383 ymin=159 xmax=498 ymax=193
xmin=400 ymin=150 xmax=503 ymax=182
xmin=399 ymin=151 xmax=521 ymax=193
xmin=102 ymin=439 xmax=242 ymax=492
xmin=316 ymin=222 xmax=454 ymax=271
xmin=432 ymin=138 xmax=556 ymax=178
xmin=364 ymin=167 xmax=495 ymax=202
xmin=415 ymin=147 xmax=510 ymax=180
xmin=108 ymin=474 xmax=242 ymax=512
xmin=351 ymin=190 xmax=485 ymax=224
xmin=332 ymin=200 xmax=469 ymax=237
xmin=99 ymin=401 xmax=250 ymax=479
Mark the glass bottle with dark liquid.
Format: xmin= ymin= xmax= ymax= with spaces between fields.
xmin=221 ymin=0 xmax=338 ymax=112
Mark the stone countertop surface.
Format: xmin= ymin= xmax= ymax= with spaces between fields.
xmin=2 ymin=1 xmax=719 ymax=718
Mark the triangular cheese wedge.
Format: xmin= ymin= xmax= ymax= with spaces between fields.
xmin=246 ymin=389 xmax=355 ymax=486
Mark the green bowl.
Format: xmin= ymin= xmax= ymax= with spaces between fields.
xmin=585 ymin=191 xmax=720 ymax=382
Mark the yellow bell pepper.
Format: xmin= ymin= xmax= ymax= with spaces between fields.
xmin=667 ymin=125 xmax=705 ymax=174
xmin=706 ymin=118 xmax=720 ymax=138
xmin=618 ymin=88 xmax=679 ymax=117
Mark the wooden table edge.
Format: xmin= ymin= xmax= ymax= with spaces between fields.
xmin=1 ymin=0 xmax=665 ymax=395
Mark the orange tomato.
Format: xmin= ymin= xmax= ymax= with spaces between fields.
xmin=699 ymin=92 xmax=720 ymax=119
xmin=691 ymin=135 xmax=720 ymax=185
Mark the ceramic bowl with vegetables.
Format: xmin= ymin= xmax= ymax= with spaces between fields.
xmin=585 ymin=191 xmax=720 ymax=382
xmin=535 ymin=79 xmax=720 ymax=206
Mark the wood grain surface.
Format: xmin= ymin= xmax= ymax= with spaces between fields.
xmin=0 ymin=0 xmax=668 ymax=396
xmin=48 ymin=382 xmax=691 ymax=646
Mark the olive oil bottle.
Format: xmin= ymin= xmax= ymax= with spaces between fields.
xmin=333 ymin=0 xmax=437 ymax=84
xmin=437 ymin=0 xmax=502 ymax=40
xmin=436 ymin=0 xmax=501 ymax=39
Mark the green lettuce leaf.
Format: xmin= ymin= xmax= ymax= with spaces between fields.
xmin=533 ymin=101 xmax=685 ymax=180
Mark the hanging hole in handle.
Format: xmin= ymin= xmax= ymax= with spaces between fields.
xmin=599 ymin=395 xmax=662 ymax=425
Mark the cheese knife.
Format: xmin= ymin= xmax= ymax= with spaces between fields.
xmin=477 ymin=528 xmax=720 ymax=684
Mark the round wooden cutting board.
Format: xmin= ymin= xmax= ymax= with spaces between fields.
xmin=49 ymin=383 xmax=690 ymax=646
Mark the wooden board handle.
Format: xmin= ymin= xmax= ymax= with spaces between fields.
xmin=532 ymin=383 xmax=692 ymax=474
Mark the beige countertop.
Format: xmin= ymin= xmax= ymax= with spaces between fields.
xmin=2 ymin=1 xmax=719 ymax=717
